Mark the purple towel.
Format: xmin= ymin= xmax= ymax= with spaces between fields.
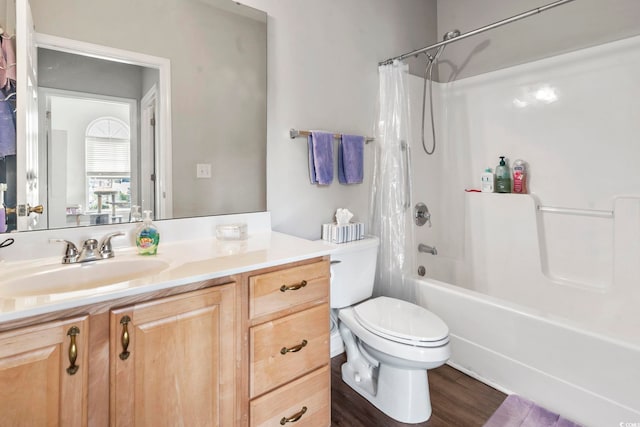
xmin=0 ymin=87 xmax=16 ymax=157
xmin=308 ymin=131 xmax=334 ymax=185
xmin=338 ymin=134 xmax=364 ymax=184
xmin=484 ymin=395 xmax=582 ymax=427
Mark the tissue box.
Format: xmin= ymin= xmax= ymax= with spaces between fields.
xmin=321 ymin=222 xmax=364 ymax=244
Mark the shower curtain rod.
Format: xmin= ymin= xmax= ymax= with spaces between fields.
xmin=379 ymin=0 xmax=576 ymax=66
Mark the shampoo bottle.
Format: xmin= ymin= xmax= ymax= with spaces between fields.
xmin=136 ymin=210 xmax=160 ymax=255
xmin=0 ymin=183 xmax=6 ymax=233
xmin=495 ymin=156 xmax=511 ymax=193
xmin=480 ymin=168 xmax=495 ymax=193
xmin=512 ymin=159 xmax=527 ymax=194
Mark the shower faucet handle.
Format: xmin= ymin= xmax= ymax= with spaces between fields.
xmin=415 ymin=203 xmax=432 ymax=227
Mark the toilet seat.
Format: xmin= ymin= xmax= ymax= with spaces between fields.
xmin=353 ymin=297 xmax=449 ymax=347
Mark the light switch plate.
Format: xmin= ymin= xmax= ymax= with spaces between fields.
xmin=196 ymin=163 xmax=212 ymax=178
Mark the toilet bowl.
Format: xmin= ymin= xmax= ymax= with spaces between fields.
xmin=330 ymin=237 xmax=450 ymax=424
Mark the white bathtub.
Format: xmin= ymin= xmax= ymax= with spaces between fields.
xmin=413 ymin=275 xmax=640 ymax=427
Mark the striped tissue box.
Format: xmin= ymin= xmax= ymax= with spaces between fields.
xmin=321 ymin=222 xmax=365 ymax=244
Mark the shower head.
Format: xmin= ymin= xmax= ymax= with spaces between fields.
xmin=443 ymin=30 xmax=461 ymax=41
xmin=427 ymin=29 xmax=460 ymax=62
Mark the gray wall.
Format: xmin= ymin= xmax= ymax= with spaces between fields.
xmin=38 ymin=49 xmax=144 ymax=99
xmin=242 ymin=0 xmax=438 ymax=239
xmin=437 ymin=0 xmax=640 ymax=81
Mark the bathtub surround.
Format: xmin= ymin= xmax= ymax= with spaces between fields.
xmin=411 ymin=32 xmax=640 ymax=426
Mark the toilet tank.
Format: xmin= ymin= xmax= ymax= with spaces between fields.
xmin=330 ymin=236 xmax=379 ymax=309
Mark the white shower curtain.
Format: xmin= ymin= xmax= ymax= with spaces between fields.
xmin=369 ymin=61 xmax=415 ymax=302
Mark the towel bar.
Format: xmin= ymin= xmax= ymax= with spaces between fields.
xmin=290 ymin=128 xmax=374 ymax=143
xmin=537 ymin=205 xmax=613 ymax=218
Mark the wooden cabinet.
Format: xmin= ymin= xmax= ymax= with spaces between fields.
xmin=248 ymin=260 xmax=331 ymax=427
xmin=0 ymin=256 xmax=330 ymax=427
xmin=0 ymin=315 xmax=89 ymax=426
xmin=109 ymin=284 xmax=237 ymax=427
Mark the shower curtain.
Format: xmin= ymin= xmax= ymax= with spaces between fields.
xmin=370 ymin=60 xmax=415 ymax=302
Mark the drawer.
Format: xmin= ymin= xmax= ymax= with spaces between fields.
xmin=250 ymin=261 xmax=329 ymax=319
xmin=250 ymin=365 xmax=330 ymax=427
xmin=250 ymin=304 xmax=329 ymax=398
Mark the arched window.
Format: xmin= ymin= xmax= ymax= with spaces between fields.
xmin=86 ymin=117 xmax=131 ymax=175
xmin=85 ymin=117 xmax=131 ymax=214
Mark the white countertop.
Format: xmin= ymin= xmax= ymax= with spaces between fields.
xmin=0 ymin=231 xmax=334 ymax=323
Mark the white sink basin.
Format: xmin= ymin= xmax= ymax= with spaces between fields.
xmin=0 ymin=258 xmax=171 ymax=298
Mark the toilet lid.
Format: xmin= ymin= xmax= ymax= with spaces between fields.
xmin=353 ymin=297 xmax=449 ymax=346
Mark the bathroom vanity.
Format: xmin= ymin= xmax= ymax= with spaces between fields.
xmin=0 ymin=226 xmax=332 ymax=426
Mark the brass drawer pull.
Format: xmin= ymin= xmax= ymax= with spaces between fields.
xmin=280 ymin=339 xmax=308 ymax=355
xmin=66 ymin=326 xmax=80 ymax=375
xmin=280 ymin=280 xmax=307 ymax=292
xmin=119 ymin=316 xmax=131 ymax=360
xmin=280 ymin=406 xmax=307 ymax=425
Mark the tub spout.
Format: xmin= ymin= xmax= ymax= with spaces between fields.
xmin=418 ymin=243 xmax=438 ymax=255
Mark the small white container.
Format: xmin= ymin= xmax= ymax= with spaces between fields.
xmin=215 ymin=223 xmax=248 ymax=240
xmin=481 ymin=168 xmax=495 ymax=193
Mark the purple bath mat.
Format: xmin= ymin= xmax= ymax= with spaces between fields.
xmin=483 ymin=395 xmax=582 ymax=427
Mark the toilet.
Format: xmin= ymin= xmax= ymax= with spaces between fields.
xmin=331 ymin=236 xmax=450 ymax=424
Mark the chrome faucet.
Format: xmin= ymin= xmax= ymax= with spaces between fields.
xmin=49 ymin=239 xmax=80 ymax=264
xmin=418 ymin=243 xmax=438 ymax=255
xmin=50 ymin=231 xmax=125 ymax=264
xmin=78 ymin=238 xmax=100 ymax=263
xmin=99 ymin=232 xmax=125 ymax=259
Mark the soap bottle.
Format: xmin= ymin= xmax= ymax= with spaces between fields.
xmin=495 ymin=156 xmax=511 ymax=193
xmin=512 ymin=159 xmax=527 ymax=194
xmin=480 ymin=168 xmax=495 ymax=193
xmin=130 ymin=205 xmax=142 ymax=222
xmin=0 ymin=183 xmax=6 ymax=233
xmin=136 ymin=210 xmax=160 ymax=255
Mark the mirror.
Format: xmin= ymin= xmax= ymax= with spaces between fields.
xmin=7 ymin=0 xmax=267 ymax=231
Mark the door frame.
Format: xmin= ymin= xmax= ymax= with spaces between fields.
xmin=140 ymin=85 xmax=158 ymax=215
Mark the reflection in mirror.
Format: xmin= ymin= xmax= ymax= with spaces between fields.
xmin=9 ymin=0 xmax=267 ymax=232
xmin=37 ymin=47 xmax=163 ymax=230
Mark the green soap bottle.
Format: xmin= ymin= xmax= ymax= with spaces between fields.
xmin=495 ymin=156 xmax=511 ymax=193
xmin=136 ymin=210 xmax=160 ymax=255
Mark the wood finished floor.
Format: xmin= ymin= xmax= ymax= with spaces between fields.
xmin=331 ymin=354 xmax=506 ymax=427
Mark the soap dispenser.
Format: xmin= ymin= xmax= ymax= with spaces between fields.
xmin=130 ymin=205 xmax=142 ymax=222
xmin=136 ymin=210 xmax=160 ymax=255
xmin=495 ymin=156 xmax=511 ymax=193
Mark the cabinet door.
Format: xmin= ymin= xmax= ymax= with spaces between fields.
xmin=0 ymin=316 xmax=89 ymax=427
xmin=110 ymin=284 xmax=237 ymax=427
